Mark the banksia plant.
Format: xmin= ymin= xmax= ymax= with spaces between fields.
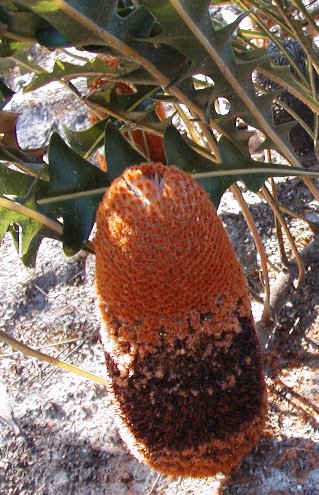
xmin=2 ymin=0 xmax=319 ymax=480
xmin=95 ymin=162 xmax=267 ymax=476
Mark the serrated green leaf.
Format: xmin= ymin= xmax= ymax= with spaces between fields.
xmin=164 ymin=125 xmax=229 ymax=206
xmin=6 ymin=48 xmax=44 ymax=75
xmin=104 ymin=120 xmax=145 ymax=182
xmin=89 ymin=82 xmax=160 ymax=114
xmin=217 ymin=137 xmax=270 ymax=192
xmin=0 ymin=195 xmax=42 ymax=259
xmin=167 ymin=0 xmax=301 ymax=167
xmin=0 ymin=144 xmax=46 ymax=177
xmin=212 ymin=137 xmax=319 ymax=190
xmin=18 ymin=0 xmax=189 ymax=93
xmin=164 ymin=125 xmax=212 ymax=174
xmin=0 ymin=163 xmax=34 ymax=196
xmin=164 ymin=126 xmax=319 ymax=206
xmin=16 ymin=232 xmax=43 ymax=268
xmin=16 ymin=0 xmax=111 ymax=46
xmin=88 ymin=86 xmax=169 ymax=137
xmin=25 ymin=57 xmax=123 ymax=92
xmin=9 ymin=179 xmax=47 ymax=267
xmin=45 ymin=133 xmax=108 ymax=254
xmin=140 ymin=0 xmax=207 ymax=63
xmin=218 ymin=10 xmax=253 ymax=41
xmin=88 ymin=89 xmax=147 ymax=123
xmin=63 ymin=118 xmax=108 ymax=156
xmin=257 ymin=59 xmax=319 ymax=116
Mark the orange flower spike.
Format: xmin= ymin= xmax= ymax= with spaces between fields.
xmin=95 ymin=162 xmax=267 ymax=477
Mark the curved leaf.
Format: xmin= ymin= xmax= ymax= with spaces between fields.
xmin=164 ymin=125 xmax=319 ymax=206
xmin=0 ymin=163 xmax=34 ymax=196
xmin=63 ymin=118 xmax=108 ymax=156
xmin=0 ymin=144 xmax=46 ymax=177
xmin=164 ymin=125 xmax=228 ymax=205
xmin=36 ymin=27 xmax=71 ymax=47
xmin=104 ymin=120 xmax=145 ymax=182
xmin=45 ymin=133 xmax=108 ymax=254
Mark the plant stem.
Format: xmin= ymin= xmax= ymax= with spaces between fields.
xmin=231 ymin=184 xmax=271 ymax=323
xmin=191 ymin=167 xmax=319 ymax=180
xmin=0 ymin=330 xmax=107 ymax=386
xmin=261 ymin=185 xmax=305 ymax=284
xmin=269 ymin=176 xmax=289 ymax=266
xmin=37 ymin=187 xmax=108 ymax=205
xmin=0 ymin=196 xmax=63 ymax=235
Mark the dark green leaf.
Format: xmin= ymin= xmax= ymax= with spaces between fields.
xmin=0 ymin=144 xmax=46 ymax=177
xmin=16 ymin=0 xmax=111 ymax=46
xmin=63 ymin=118 xmax=108 ymax=156
xmin=141 ymin=0 xmax=209 ymax=64
xmin=36 ymin=27 xmax=71 ymax=47
xmin=164 ymin=126 xmax=319 ymax=206
xmin=0 ymin=195 xmax=42 ymax=258
xmin=164 ymin=125 xmax=227 ymax=205
xmin=213 ymin=137 xmax=319 ymax=192
xmin=0 ymin=163 xmax=34 ymax=196
xmin=218 ymin=137 xmax=270 ymax=192
xmin=25 ymin=57 xmax=118 ymax=92
xmin=104 ymin=120 xmax=145 ymax=183
xmin=89 ymin=93 xmax=148 ymax=123
xmin=17 ymin=232 xmax=43 ymax=268
xmin=46 ymin=133 xmax=108 ymax=254
xmin=0 ymin=79 xmax=14 ymax=109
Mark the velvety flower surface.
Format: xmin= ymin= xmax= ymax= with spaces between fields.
xmin=95 ymin=162 xmax=267 ymax=477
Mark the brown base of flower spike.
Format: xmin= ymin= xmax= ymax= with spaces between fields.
xmin=95 ymin=163 xmax=267 ymax=477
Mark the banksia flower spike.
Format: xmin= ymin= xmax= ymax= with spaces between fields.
xmin=95 ymin=162 xmax=267 ymax=477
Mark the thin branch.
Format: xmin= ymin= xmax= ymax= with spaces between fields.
xmin=278 ymin=203 xmax=318 ymax=228
xmin=269 ymin=176 xmax=289 ymax=266
xmin=0 ymin=336 xmax=92 ymax=359
xmin=191 ymin=167 xmax=319 ymax=180
xmin=37 ymin=187 xmax=108 ymax=205
xmin=0 ymin=196 xmax=63 ymax=236
xmin=261 ymin=185 xmax=305 ymax=284
xmin=231 ymin=184 xmax=271 ymax=323
xmin=0 ymin=330 xmax=107 ymax=386
xmin=3 ymin=30 xmax=34 ymax=43
xmin=303 ymin=177 xmax=319 ymax=204
xmin=308 ymin=54 xmax=319 ymax=156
